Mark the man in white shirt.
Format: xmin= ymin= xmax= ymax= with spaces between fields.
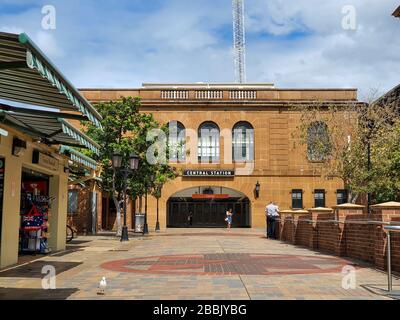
xmin=265 ymin=202 xmax=280 ymax=239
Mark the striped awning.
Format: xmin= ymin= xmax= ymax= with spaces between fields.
xmin=0 ymin=32 xmax=102 ymax=127
xmin=60 ymin=146 xmax=97 ymax=170
xmin=0 ymin=109 xmax=100 ymax=154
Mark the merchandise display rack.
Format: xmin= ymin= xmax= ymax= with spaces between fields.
xmin=19 ymin=193 xmax=53 ymax=254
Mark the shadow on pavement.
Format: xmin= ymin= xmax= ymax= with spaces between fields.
xmin=0 ymin=287 xmax=79 ymax=300
xmin=0 ymin=261 xmax=82 ymax=278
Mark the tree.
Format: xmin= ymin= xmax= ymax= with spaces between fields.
xmin=83 ymin=97 xmax=177 ymax=235
xmin=293 ymin=95 xmax=398 ymax=204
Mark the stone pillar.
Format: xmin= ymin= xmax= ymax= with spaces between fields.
xmin=332 ymin=203 xmax=365 ymax=257
xmin=277 ymin=210 xmax=292 ymax=242
xmin=371 ymin=202 xmax=400 ymax=270
xmin=291 ymin=210 xmax=310 ymax=245
xmin=48 ymin=172 xmax=68 ymax=252
xmin=0 ymin=154 xmax=22 ymax=268
xmin=308 ymin=208 xmax=333 ymax=250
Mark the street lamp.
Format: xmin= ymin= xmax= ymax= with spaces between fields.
xmin=155 ymin=183 xmax=163 ymax=232
xmin=255 ymin=181 xmax=261 ymax=199
xmin=143 ymin=173 xmax=155 ymax=235
xmin=112 ymin=151 xmax=139 ymax=242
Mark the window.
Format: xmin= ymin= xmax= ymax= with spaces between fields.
xmin=314 ymin=189 xmax=326 ymax=208
xmin=233 ymin=122 xmax=254 ymax=162
xmin=68 ymin=190 xmax=79 ymax=215
xmin=198 ymin=122 xmax=220 ymax=163
xmin=307 ymin=121 xmax=331 ymax=161
xmin=337 ymin=189 xmax=348 ymax=205
xmin=168 ymin=121 xmax=186 ymax=162
xmin=292 ymin=189 xmax=303 ymax=209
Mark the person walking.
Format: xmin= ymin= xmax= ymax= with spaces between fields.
xmin=266 ymin=202 xmax=280 ymax=239
xmin=225 ymin=208 xmax=233 ymax=230
xmin=187 ymin=211 xmax=193 ymax=227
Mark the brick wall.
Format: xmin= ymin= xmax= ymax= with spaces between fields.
xmin=67 ymin=185 xmax=102 ymax=235
xmin=277 ymin=202 xmax=400 ymax=272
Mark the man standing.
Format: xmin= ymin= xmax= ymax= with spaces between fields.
xmin=266 ymin=202 xmax=280 ymax=239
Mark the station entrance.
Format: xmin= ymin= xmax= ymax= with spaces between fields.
xmin=167 ymin=187 xmax=251 ymax=228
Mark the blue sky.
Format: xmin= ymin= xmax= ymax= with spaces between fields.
xmin=1 ymin=0 xmax=400 ymax=99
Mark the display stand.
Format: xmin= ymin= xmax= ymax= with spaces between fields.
xmin=19 ymin=193 xmax=53 ymax=254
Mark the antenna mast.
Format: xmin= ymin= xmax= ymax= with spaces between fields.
xmin=232 ymin=0 xmax=246 ymax=83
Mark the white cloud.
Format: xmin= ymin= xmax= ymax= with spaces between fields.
xmin=0 ymin=0 xmax=399 ymax=100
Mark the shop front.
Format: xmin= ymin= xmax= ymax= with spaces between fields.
xmin=0 ymin=128 xmax=69 ymax=267
xmin=0 ymin=31 xmax=102 ymax=268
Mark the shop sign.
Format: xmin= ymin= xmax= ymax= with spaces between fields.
xmin=32 ymin=150 xmax=59 ymax=171
xmin=183 ymin=170 xmax=235 ymax=177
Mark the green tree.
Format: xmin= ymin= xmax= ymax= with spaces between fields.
xmin=293 ymin=96 xmax=398 ymax=204
xmin=83 ymin=97 xmax=177 ymax=235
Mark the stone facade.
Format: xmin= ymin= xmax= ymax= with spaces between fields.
xmin=80 ymin=84 xmax=360 ymax=229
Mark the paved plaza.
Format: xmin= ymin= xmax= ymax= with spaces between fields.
xmin=0 ymin=229 xmax=399 ymax=300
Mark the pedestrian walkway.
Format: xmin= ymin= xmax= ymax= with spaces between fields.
xmin=0 ymin=229 xmax=398 ymax=300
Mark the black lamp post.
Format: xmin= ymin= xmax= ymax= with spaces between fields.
xmin=255 ymin=181 xmax=261 ymax=199
xmin=143 ymin=174 xmax=155 ymax=235
xmin=112 ymin=151 xmax=139 ymax=242
xmin=155 ymin=183 xmax=163 ymax=232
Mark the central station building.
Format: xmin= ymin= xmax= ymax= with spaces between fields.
xmin=81 ymin=83 xmax=359 ymax=230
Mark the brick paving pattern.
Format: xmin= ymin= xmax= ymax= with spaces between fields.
xmin=0 ymin=228 xmax=398 ymax=300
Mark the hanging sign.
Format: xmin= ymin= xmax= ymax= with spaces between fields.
xmin=32 ymin=150 xmax=59 ymax=171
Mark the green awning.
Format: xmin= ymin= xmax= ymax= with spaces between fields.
xmin=0 ymin=108 xmax=100 ymax=154
xmin=0 ymin=32 xmax=102 ymax=128
xmin=60 ymin=146 xmax=97 ymax=170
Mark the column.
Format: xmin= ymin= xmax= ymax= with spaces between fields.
xmin=332 ymin=203 xmax=365 ymax=257
xmin=371 ymin=202 xmax=400 ymax=270
xmin=0 ymin=154 xmax=22 ymax=268
xmin=308 ymin=208 xmax=333 ymax=250
xmin=48 ymin=172 xmax=68 ymax=252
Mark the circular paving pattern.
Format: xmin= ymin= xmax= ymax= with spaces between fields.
xmin=101 ymin=253 xmax=357 ymax=276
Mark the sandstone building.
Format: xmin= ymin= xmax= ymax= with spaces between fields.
xmin=81 ymin=83 xmax=360 ymax=229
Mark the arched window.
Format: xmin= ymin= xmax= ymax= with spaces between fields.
xmin=168 ymin=121 xmax=186 ymax=162
xmin=307 ymin=121 xmax=331 ymax=161
xmin=232 ymin=122 xmax=254 ymax=162
xmin=198 ymin=122 xmax=220 ymax=163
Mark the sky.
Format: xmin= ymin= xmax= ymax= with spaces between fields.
xmin=1 ymin=0 xmax=400 ymax=100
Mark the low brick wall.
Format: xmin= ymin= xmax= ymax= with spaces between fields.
xmin=277 ymin=202 xmax=400 ymax=272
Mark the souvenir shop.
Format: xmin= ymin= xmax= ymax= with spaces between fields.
xmin=19 ymin=168 xmax=52 ymax=255
xmin=0 ymin=31 xmax=102 ymax=268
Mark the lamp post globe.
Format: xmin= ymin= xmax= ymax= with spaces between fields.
xmin=112 ymin=151 xmax=123 ymax=169
xmin=129 ymin=153 xmax=140 ymax=171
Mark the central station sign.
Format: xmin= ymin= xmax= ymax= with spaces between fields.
xmin=183 ymin=169 xmax=235 ymax=177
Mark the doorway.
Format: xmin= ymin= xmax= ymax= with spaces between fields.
xmin=167 ymin=186 xmax=251 ymax=228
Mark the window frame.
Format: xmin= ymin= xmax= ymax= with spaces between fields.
xmin=307 ymin=121 xmax=331 ymax=162
xmin=336 ymin=189 xmax=349 ymax=205
xmin=291 ymin=189 xmax=303 ymax=209
xmin=314 ymin=189 xmax=326 ymax=208
xmin=198 ymin=121 xmax=220 ymax=163
xmin=168 ymin=121 xmax=186 ymax=163
xmin=232 ymin=121 xmax=254 ymax=162
xmin=67 ymin=189 xmax=79 ymax=215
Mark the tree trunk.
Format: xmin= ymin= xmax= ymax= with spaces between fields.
xmin=112 ymin=168 xmax=122 ymax=237
xmin=139 ymin=195 xmax=143 ymax=213
xmin=113 ymin=194 xmax=122 ymax=237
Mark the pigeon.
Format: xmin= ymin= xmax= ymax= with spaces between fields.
xmin=98 ymin=277 xmax=107 ymax=295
